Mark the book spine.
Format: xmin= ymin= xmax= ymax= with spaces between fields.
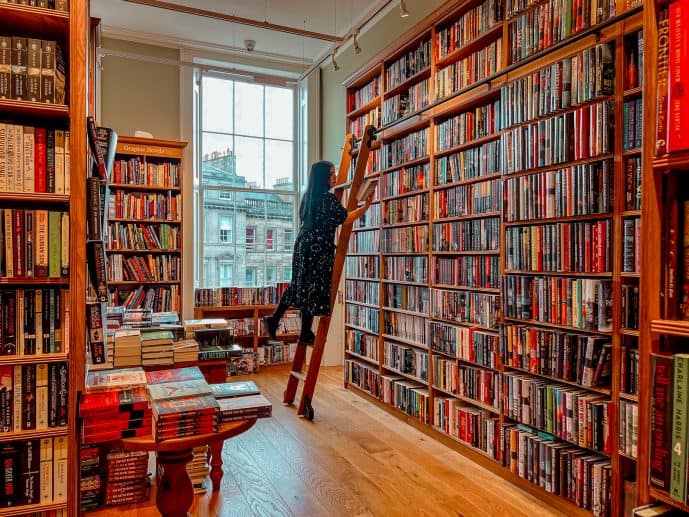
xmin=671 ymin=354 xmax=689 ymax=501
xmin=656 ymin=8 xmax=670 ymax=155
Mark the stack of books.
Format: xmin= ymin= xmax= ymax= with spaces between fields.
xmin=80 ymin=445 xmax=102 ymax=511
xmin=140 ymin=330 xmax=174 ymax=366
xmin=211 ymin=380 xmax=272 ymax=422
xmin=172 ymin=338 xmax=200 ymax=363
xmin=186 ymin=445 xmax=210 ymax=494
xmin=80 ymin=367 xmax=152 ymax=444
xmin=113 ymin=329 xmax=141 ymax=367
xmin=183 ymin=318 xmax=228 ymax=339
xmin=104 ymin=450 xmax=150 ymax=506
xmin=146 ymin=367 xmax=219 ymax=441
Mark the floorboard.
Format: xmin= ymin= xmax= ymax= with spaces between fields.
xmin=87 ymin=365 xmax=565 ymax=517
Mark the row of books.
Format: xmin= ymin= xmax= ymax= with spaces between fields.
xmin=383 ymin=192 xmax=428 ymax=224
xmin=106 ymin=222 xmax=179 ymax=251
xmin=345 ymin=255 xmax=380 ymax=280
xmin=0 ymin=209 xmax=69 ymax=279
xmin=434 ymin=254 xmax=499 ymax=288
xmin=436 ymin=100 xmax=501 ymax=151
xmin=381 ymin=79 xmax=431 ymax=125
xmin=112 ymin=158 xmax=180 ymax=188
xmin=430 ymin=322 xmax=500 ymax=368
xmin=2 ymin=0 xmax=68 ymax=10
xmin=193 ymin=283 xmax=290 ymax=307
xmin=500 ymin=43 xmax=614 ymax=129
xmin=435 ymin=40 xmax=502 ymax=100
xmin=345 ymin=279 xmax=380 ymax=306
xmin=108 ymin=190 xmax=181 ymax=221
xmin=106 ymin=253 xmax=180 ymax=283
xmin=432 ymin=218 xmax=499 ymax=252
xmin=381 ymin=162 xmax=428 ymax=198
xmin=346 ymin=77 xmax=379 ymax=113
xmin=384 ymin=341 xmax=429 ymax=381
xmin=381 ymin=225 xmax=429 ymax=253
xmin=384 ymin=284 xmax=430 ymax=314
xmin=436 ymin=181 xmax=500 ymax=221
xmin=0 ymin=437 xmax=68 ymax=508
xmin=0 ymin=288 xmax=68 ymax=355
xmin=435 ymin=0 xmax=503 ymax=59
xmin=0 ymin=362 xmax=68 ymax=432
xmin=345 ymin=329 xmax=379 ymax=362
xmin=0 ymin=37 xmax=65 ymax=104
xmin=385 ymin=39 xmax=431 ymax=91
xmin=110 ymin=284 xmax=180 ymax=312
xmin=381 ymin=127 xmax=429 ymax=170
xmin=0 ymin=124 xmax=70 ymax=194
xmin=349 ymin=109 xmax=381 ymax=139
xmin=384 ymin=311 xmax=427 ymax=344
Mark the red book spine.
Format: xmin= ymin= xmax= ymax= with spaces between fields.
xmin=34 ymin=128 xmax=46 ymax=193
xmin=668 ymin=0 xmax=689 ymax=153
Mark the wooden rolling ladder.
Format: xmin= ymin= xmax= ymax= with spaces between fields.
xmin=283 ymin=125 xmax=378 ymax=420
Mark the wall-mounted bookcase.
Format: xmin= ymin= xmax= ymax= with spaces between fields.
xmin=0 ymin=1 xmax=87 ymax=514
xmin=106 ymin=136 xmax=187 ymax=321
xmin=343 ymin=0 xmax=646 ymax=515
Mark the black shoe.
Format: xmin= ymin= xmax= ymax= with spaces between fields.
xmin=299 ymin=330 xmax=316 ymax=345
xmin=263 ymin=316 xmax=278 ymax=340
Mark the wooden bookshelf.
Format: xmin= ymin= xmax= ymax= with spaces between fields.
xmin=106 ymin=136 xmax=187 ymax=320
xmin=343 ymin=0 xmax=646 ymax=515
xmin=638 ymin=0 xmax=689 ymax=512
xmin=0 ymin=1 xmax=88 ymax=514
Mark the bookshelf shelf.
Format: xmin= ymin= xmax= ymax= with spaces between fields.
xmin=0 ymin=99 xmax=69 ymax=119
xmin=0 ymin=193 xmax=70 ymax=204
xmin=106 ymin=248 xmax=181 ymax=254
xmin=347 ymin=96 xmax=381 ymax=119
xmin=382 ymin=306 xmax=429 ymax=318
xmin=381 ymin=334 xmax=427 ymax=349
xmin=504 ymin=270 xmax=613 ymax=278
xmin=382 ymin=366 xmax=428 ymax=386
xmin=455 ymin=395 xmax=500 ymax=415
xmin=345 ymin=300 xmax=380 ymax=310
xmin=378 ymin=155 xmax=431 ymax=175
xmin=431 ymin=283 xmax=499 ymax=294
xmin=427 ymin=316 xmax=498 ymax=334
xmin=621 ymin=210 xmax=642 ymax=217
xmin=432 ymin=385 xmax=458 ymax=398
xmin=381 ymin=220 xmax=429 ymax=229
xmin=435 ymin=24 xmax=504 ymax=69
xmin=623 ymin=86 xmax=643 ymax=97
xmin=621 ymin=328 xmax=640 ymax=337
xmin=433 ymin=211 xmax=501 ymax=223
xmin=0 ymin=427 xmax=68 ymax=444
xmin=649 ymin=488 xmax=689 ymax=513
xmin=0 ymin=501 xmax=67 ymax=517
xmin=503 ymin=317 xmax=612 ymax=336
xmin=382 ymin=188 xmax=430 ymax=202
xmin=344 ymin=350 xmax=379 ymax=366
xmin=620 ymin=272 xmax=640 ymax=278
xmin=0 ymin=353 xmax=69 ymax=365
xmin=650 ymin=319 xmax=689 ymax=337
xmin=108 ymin=280 xmax=180 ymax=285
xmin=108 ymin=217 xmax=181 ymax=224
xmin=619 ymin=392 xmax=639 ymax=402
xmin=345 ymin=322 xmax=378 ymax=334
xmin=623 ymin=148 xmax=642 ymax=156
xmin=502 ymin=365 xmax=612 ymax=396
xmin=0 ymin=277 xmax=68 ymax=285
xmin=653 ymin=150 xmax=689 ymax=171
xmin=433 ymin=173 xmax=502 ymax=190
xmin=502 ymin=154 xmax=616 ymax=180
xmin=108 ymin=183 xmax=181 ymax=192
xmin=384 ymin=67 xmax=431 ymax=99
xmin=434 ymin=132 xmax=503 ymax=158
xmin=431 ymin=250 xmax=499 ymax=256
xmin=382 ymin=278 xmax=426 ymax=287
xmin=503 ymin=212 xmax=613 ymax=226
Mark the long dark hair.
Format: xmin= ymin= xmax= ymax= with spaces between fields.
xmin=299 ymin=160 xmax=333 ymax=226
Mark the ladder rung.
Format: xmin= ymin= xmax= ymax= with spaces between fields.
xmin=290 ymin=371 xmax=306 ymax=382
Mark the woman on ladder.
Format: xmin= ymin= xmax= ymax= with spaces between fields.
xmin=263 ymin=159 xmax=373 ymax=344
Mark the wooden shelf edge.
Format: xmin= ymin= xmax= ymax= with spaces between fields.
xmin=0 ymin=98 xmax=69 ymax=117
xmin=0 ymin=501 xmax=67 ymax=517
xmin=0 ymin=353 xmax=69 ymax=365
xmin=0 ymin=427 xmax=67 ymax=444
xmin=649 ymin=487 xmax=689 ymax=512
xmin=651 ymin=319 xmax=689 ymax=337
xmin=0 ymin=192 xmax=69 ymax=203
xmin=653 ymin=150 xmax=689 ymax=171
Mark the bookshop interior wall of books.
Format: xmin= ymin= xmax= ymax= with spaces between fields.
xmin=0 ymin=0 xmax=688 ymax=515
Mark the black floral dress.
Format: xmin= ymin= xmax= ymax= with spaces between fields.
xmin=282 ymin=192 xmax=347 ymax=316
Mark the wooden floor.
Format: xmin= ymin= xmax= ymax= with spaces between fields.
xmin=90 ymin=365 xmax=564 ymax=517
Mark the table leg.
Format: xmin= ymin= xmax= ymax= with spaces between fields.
xmin=209 ymin=439 xmax=224 ymax=492
xmin=156 ymin=449 xmax=195 ymax=517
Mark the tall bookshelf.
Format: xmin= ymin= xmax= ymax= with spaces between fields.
xmin=0 ymin=1 xmax=87 ymax=515
xmin=638 ymin=0 xmax=689 ymax=512
xmin=343 ymin=0 xmax=646 ymax=515
xmin=106 ymin=136 xmax=186 ymax=320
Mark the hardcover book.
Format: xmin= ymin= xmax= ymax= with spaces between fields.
xmin=145 ymin=366 xmax=204 ymax=385
xmin=210 ymin=381 xmax=260 ymax=399
xmin=147 ymin=378 xmax=211 ymax=402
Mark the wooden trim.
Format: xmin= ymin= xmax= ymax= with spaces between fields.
xmin=122 ymin=0 xmax=340 ymax=42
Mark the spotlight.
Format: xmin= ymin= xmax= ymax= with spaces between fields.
xmin=400 ymin=0 xmax=409 ymax=17
xmin=331 ymin=51 xmax=340 ymax=71
xmin=353 ymin=28 xmax=361 ymax=54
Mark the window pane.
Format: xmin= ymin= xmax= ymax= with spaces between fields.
xmin=265 ymin=139 xmax=293 ymax=191
xmin=283 ymin=266 xmax=292 ymax=282
xmin=235 ymin=82 xmax=264 ymax=138
xmin=202 ymin=76 xmax=233 ymax=133
xmin=265 ymin=86 xmax=293 ymax=140
xmin=234 ymin=136 xmax=264 ymax=188
xmin=202 ymin=133 xmax=234 ymax=178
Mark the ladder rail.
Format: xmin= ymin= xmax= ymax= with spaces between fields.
xmin=284 ymin=125 xmax=378 ymax=418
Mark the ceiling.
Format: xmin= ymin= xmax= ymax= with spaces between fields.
xmin=91 ymin=0 xmax=386 ymax=70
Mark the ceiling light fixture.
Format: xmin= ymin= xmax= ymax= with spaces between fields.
xmin=399 ymin=0 xmax=409 ymax=17
xmin=331 ymin=50 xmax=340 ymax=71
xmin=353 ymin=28 xmax=362 ymax=54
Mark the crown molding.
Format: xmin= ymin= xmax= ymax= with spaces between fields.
xmin=101 ymin=25 xmax=314 ymax=68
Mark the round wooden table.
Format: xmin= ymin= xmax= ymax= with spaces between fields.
xmin=117 ymin=419 xmax=257 ymax=517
